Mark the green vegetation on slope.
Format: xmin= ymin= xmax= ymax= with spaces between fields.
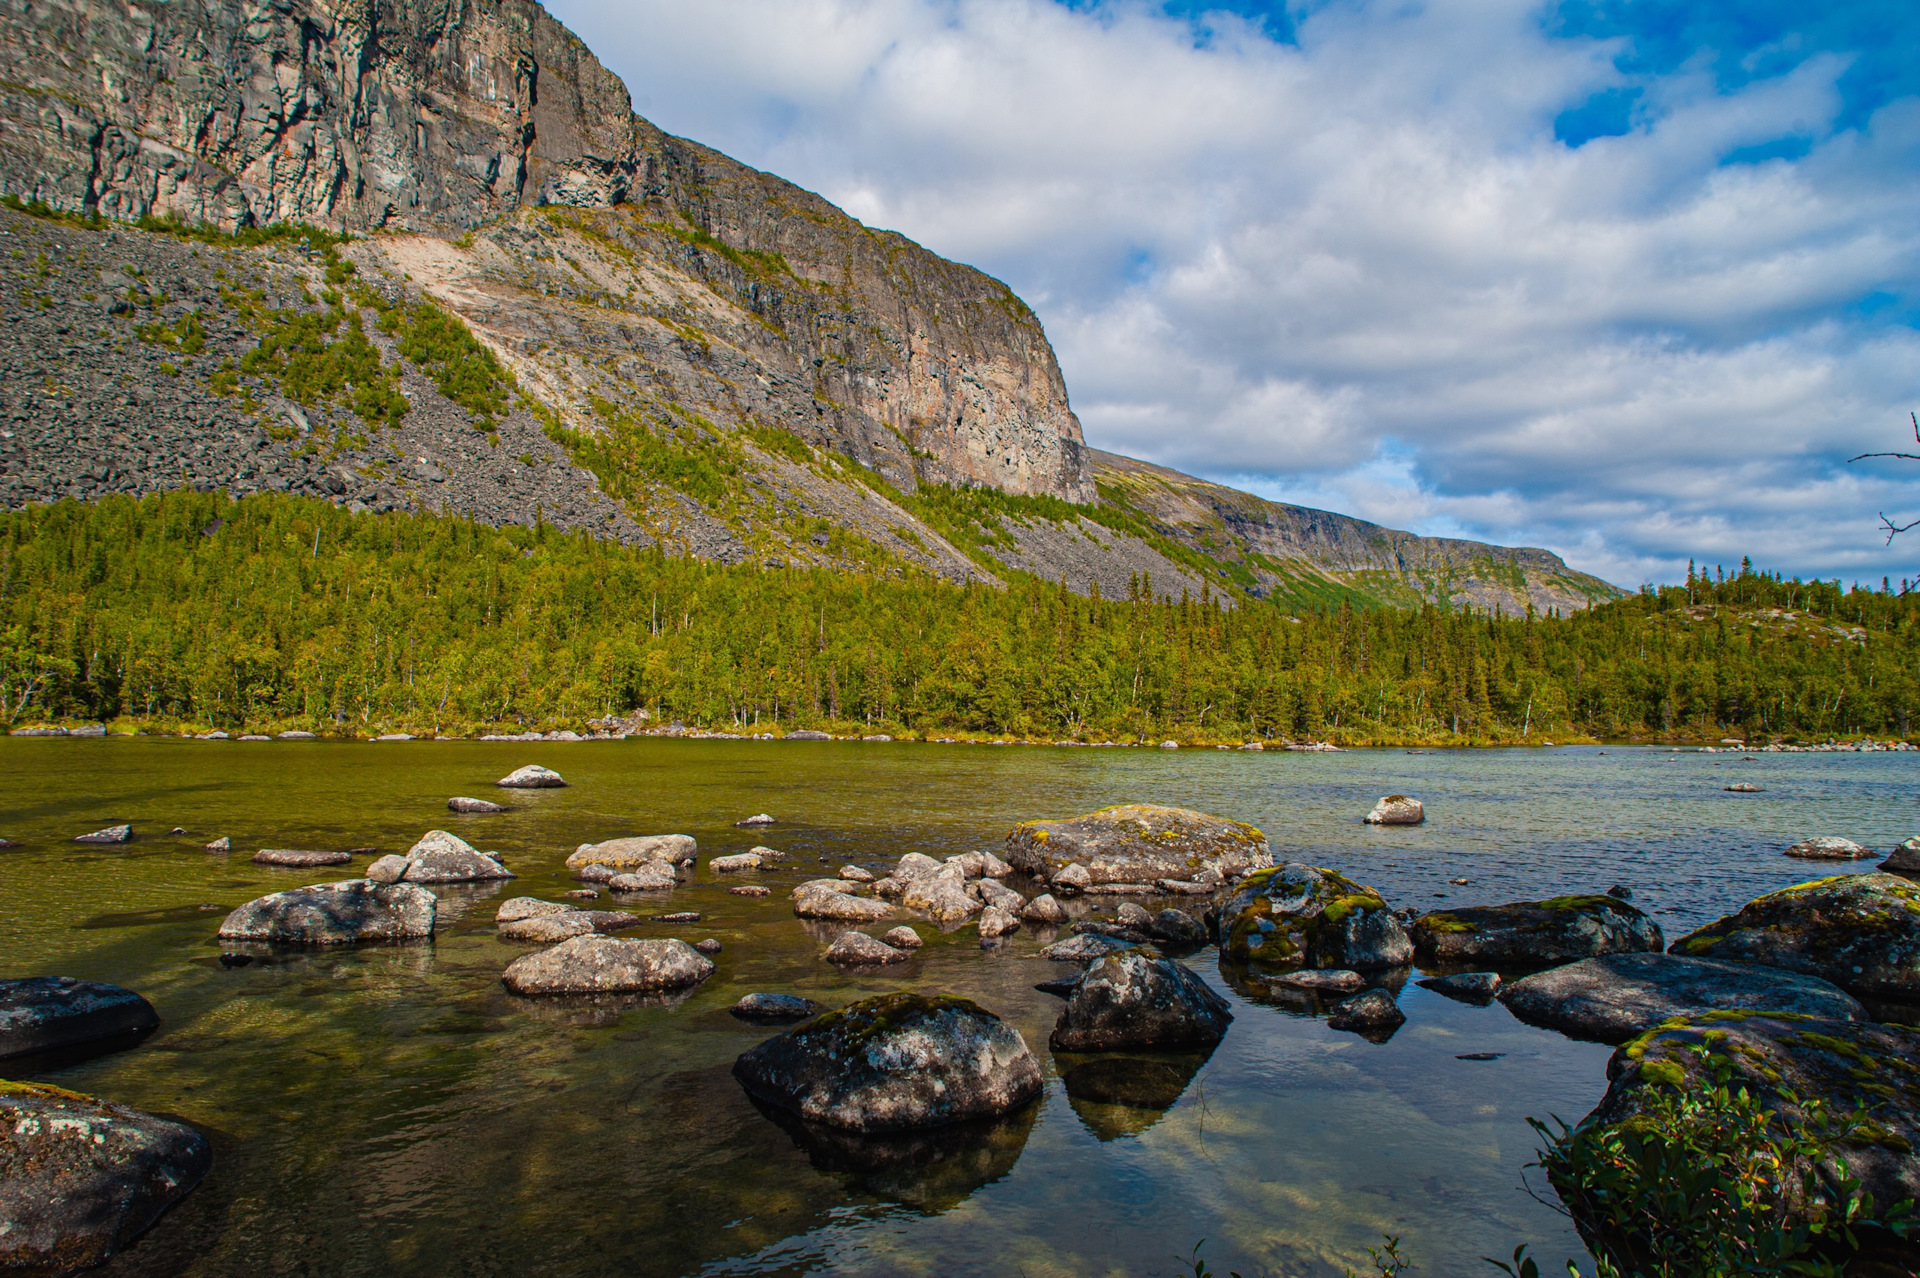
xmin=0 ymin=494 xmax=1915 ymax=743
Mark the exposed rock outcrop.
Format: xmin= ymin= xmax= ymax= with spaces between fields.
xmin=1499 ymin=953 xmax=1864 ymax=1044
xmin=1048 ymin=952 xmax=1232 ymax=1051
xmin=1217 ymin=863 xmax=1411 ymax=971
xmin=1668 ymin=873 xmax=1920 ymax=999
xmin=1409 ymin=896 xmax=1661 ymax=967
xmin=1004 ymin=804 xmax=1271 ymax=888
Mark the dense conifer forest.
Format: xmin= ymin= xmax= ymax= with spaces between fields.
xmin=2 ymin=491 xmax=1913 ymax=744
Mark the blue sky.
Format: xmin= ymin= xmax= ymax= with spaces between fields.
xmin=548 ymin=0 xmax=1920 ymax=587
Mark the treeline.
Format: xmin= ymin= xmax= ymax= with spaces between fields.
xmin=0 ymin=493 xmax=1915 ymax=743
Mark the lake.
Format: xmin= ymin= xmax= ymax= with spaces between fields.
xmin=2 ymin=738 xmax=1913 ymax=1277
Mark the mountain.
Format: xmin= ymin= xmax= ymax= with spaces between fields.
xmin=0 ymin=0 xmax=1618 ymax=614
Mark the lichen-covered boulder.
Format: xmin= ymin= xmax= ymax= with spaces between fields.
xmin=1021 ymin=894 xmax=1068 ymax=925
xmin=496 ymin=764 xmax=566 ymax=788
xmin=733 ymin=992 xmax=1043 ymax=1133
xmin=1218 ymin=863 xmax=1411 ymax=971
xmin=608 ymin=863 xmax=678 ymax=892
xmin=500 ymin=936 xmax=714 ymax=995
xmin=565 ymin=835 xmax=697 ymax=871
xmin=252 ymin=848 xmax=352 ymax=867
xmin=1326 ymin=988 xmax=1405 ymax=1035
xmin=0 ymin=1081 xmax=211 ymax=1274
xmin=399 ymin=830 xmax=514 ymax=884
xmin=1500 ymin=952 xmax=1864 ymax=1044
xmin=1668 ymin=872 xmax=1920 ymax=999
xmin=496 ymin=898 xmax=574 ymax=923
xmin=794 ymin=888 xmax=895 ymax=923
xmin=448 ymin=796 xmax=508 ymax=813
xmin=1039 ymin=933 xmax=1140 ymax=965
xmin=731 ymin=993 xmax=822 ymax=1022
xmin=1049 ymin=951 xmax=1232 ymax=1051
xmin=710 ymin=852 xmax=763 ymax=873
xmin=825 ymin=931 xmax=910 ymax=966
xmin=902 ymin=864 xmax=979 ymax=924
xmin=976 ymin=878 xmax=1026 ymax=913
xmin=1581 ymin=1013 xmax=1920 ymax=1240
xmin=1004 ymin=804 xmax=1271 ymax=888
xmin=978 ymin=906 xmax=1021 ymax=939
xmin=497 ymin=912 xmax=597 ymax=944
xmin=0 ymin=978 xmax=158 ymax=1061
xmin=1363 ymin=795 xmax=1424 ymax=825
xmin=217 ymin=880 xmax=436 ymax=945
xmin=1409 ymin=895 xmax=1661 ymax=967
xmin=1784 ymin=836 xmax=1874 ymax=861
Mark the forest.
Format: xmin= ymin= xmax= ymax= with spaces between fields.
xmin=0 ymin=490 xmax=1913 ymax=745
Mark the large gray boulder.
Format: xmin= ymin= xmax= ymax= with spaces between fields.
xmin=1668 ymin=872 xmax=1920 ymax=999
xmin=0 ymin=1082 xmax=211 ymax=1275
xmin=824 ymin=931 xmax=911 ymax=966
xmin=733 ymin=992 xmax=1043 ymax=1133
xmin=1049 ymin=951 xmax=1232 ymax=1051
xmin=1500 ymin=952 xmax=1865 ymax=1044
xmin=1409 ymin=895 xmax=1661 ymax=967
xmin=496 ymin=764 xmax=566 ymax=788
xmin=0 ymin=977 xmax=158 ymax=1060
xmin=1004 ymin=803 xmax=1271 ymax=888
xmin=794 ymin=888 xmax=894 ymax=923
xmin=1363 ymin=795 xmax=1424 ymax=825
xmin=901 ymin=863 xmax=979 ymax=924
xmin=217 ymin=880 xmax=436 ymax=945
xmin=400 ymin=830 xmax=514 ymax=884
xmin=1217 ymin=863 xmax=1411 ymax=971
xmin=565 ymin=835 xmax=697 ymax=871
xmin=500 ymin=936 xmax=714 ymax=995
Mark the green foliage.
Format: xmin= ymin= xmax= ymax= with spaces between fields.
xmin=232 ymin=293 xmax=408 ymax=429
xmin=135 ymin=310 xmax=206 ymax=356
xmin=561 ymin=400 xmax=750 ymax=509
xmin=373 ymin=298 xmax=513 ymax=430
xmin=666 ymin=214 xmax=795 ymax=281
xmin=1496 ymin=1048 xmax=1913 ymax=1277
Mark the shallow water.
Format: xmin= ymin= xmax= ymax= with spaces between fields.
xmin=1 ymin=739 xmax=1913 ymax=1277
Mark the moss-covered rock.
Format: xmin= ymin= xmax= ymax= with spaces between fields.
xmin=1004 ymin=803 xmax=1271 ymax=887
xmin=1667 ymin=872 xmax=1920 ymax=999
xmin=1048 ymin=951 xmax=1232 ymax=1051
xmin=1216 ymin=863 xmax=1411 ymax=971
xmin=1584 ymin=1011 xmax=1920 ymax=1236
xmin=1409 ymin=895 xmax=1661 ymax=967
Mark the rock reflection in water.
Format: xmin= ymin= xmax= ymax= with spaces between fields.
xmin=1220 ymin=962 xmax=1409 ymax=1017
xmin=747 ymin=1093 xmax=1037 ymax=1212
xmin=1060 ymin=1046 xmax=1216 ymax=1141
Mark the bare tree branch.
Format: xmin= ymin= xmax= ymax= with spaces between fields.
xmin=1852 ymin=414 xmax=1920 ymax=542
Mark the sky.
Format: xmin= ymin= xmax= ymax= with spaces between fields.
xmin=543 ymin=0 xmax=1920 ymax=589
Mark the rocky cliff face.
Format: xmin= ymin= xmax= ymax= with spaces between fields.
xmin=0 ymin=0 xmax=1095 ymax=503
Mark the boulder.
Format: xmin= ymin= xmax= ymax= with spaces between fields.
xmin=203 ymin=837 xmax=231 ymax=853
xmin=1021 ymin=894 xmax=1068 ymax=925
xmin=1327 ymin=989 xmax=1405 ymax=1034
xmin=1268 ymin=969 xmax=1365 ymax=993
xmin=402 ymin=847 xmax=513 ymax=884
xmin=1116 ymin=902 xmax=1155 ymax=930
xmin=794 ymin=890 xmax=895 ymax=923
xmin=496 ymin=764 xmax=566 ymax=788
xmin=732 ymin=992 xmax=1043 ymax=1133
xmin=0 ymin=978 xmax=159 ymax=1060
xmin=575 ymin=863 xmax=616 ymax=884
xmin=562 ymin=889 xmax=599 ymax=901
xmin=749 ymin=846 xmax=787 ymax=862
xmin=709 ymin=852 xmax=763 ymax=873
xmin=1049 ymin=951 xmax=1232 ymax=1051
xmin=976 ymin=878 xmax=1025 ymax=912
xmin=946 ymin=850 xmax=1013 ymax=879
xmin=448 ymin=796 xmax=508 ymax=813
xmin=730 ymin=993 xmax=821 ymax=1022
xmin=74 ymin=824 xmax=132 ymax=844
xmin=735 ymin=813 xmax=776 ymax=827
xmin=882 ymin=926 xmax=924 ymax=950
xmin=252 ymin=848 xmax=352 ymax=867
xmin=1039 ymin=933 xmax=1139 ymax=965
xmin=217 ymin=880 xmax=435 ymax=945
xmin=583 ymin=911 xmax=643 ymax=933
xmin=409 ymin=830 xmax=477 ymax=859
xmin=792 ymin=879 xmax=859 ymax=897
xmin=565 ymin=835 xmax=697 ymax=871
xmin=496 ymin=897 xmax=575 ymax=923
xmin=500 ymin=936 xmax=714 ymax=995
xmin=825 ymin=931 xmax=911 ymax=966
xmin=497 ymin=912 xmax=597 ymax=944
xmin=1581 ymin=1012 xmax=1920 ymax=1240
xmin=1882 ymin=836 xmax=1920 ymax=877
xmin=608 ymin=864 xmax=678 ymax=892
xmin=1051 ymin=863 xmax=1093 ymax=895
xmin=1416 ymin=971 xmax=1502 ymax=1004
xmin=1409 ymin=895 xmax=1661 ymax=966
xmin=839 ymin=865 xmax=876 ymax=883
xmin=1218 ymin=863 xmax=1411 ymax=971
xmin=1363 ymin=795 xmax=1424 ymax=825
xmin=730 ymin=885 xmax=772 ymax=898
xmin=1669 ymin=872 xmax=1920 ymax=999
xmin=0 ymin=1081 xmax=211 ymax=1274
xmin=978 ymin=906 xmax=1021 ymax=939
xmin=363 ymin=854 xmax=409 ymax=883
xmin=1149 ymin=908 xmax=1208 ymax=948
xmin=1005 ymin=803 xmax=1271 ymax=887
xmin=1723 ymin=782 xmax=1762 ymax=793
xmin=893 ymin=852 xmax=944 ymax=882
xmin=783 ymin=730 xmax=832 ymax=741
xmin=1784 ymin=836 xmax=1875 ymax=860
xmin=902 ymin=864 xmax=979 ymax=924
xmin=1499 ymin=952 xmax=1864 ymax=1044
xmin=695 ymin=938 xmax=722 ymax=955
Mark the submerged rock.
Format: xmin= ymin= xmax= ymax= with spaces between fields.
xmin=1363 ymin=795 xmax=1424 ymax=825
xmin=1668 ymin=872 xmax=1920 ymax=999
xmin=448 ymin=796 xmax=508 ymax=813
xmin=1327 ymin=988 xmax=1405 ymax=1035
xmin=73 ymin=824 xmax=132 ymax=844
xmin=732 ymin=992 xmax=1043 ymax=1133
xmin=1049 ymin=951 xmax=1232 ymax=1051
xmin=1416 ymin=971 xmax=1502 ymax=1004
xmin=217 ymin=880 xmax=436 ymax=945
xmin=730 ymin=885 xmax=773 ymax=898
xmin=1409 ymin=895 xmax=1661 ymax=967
xmin=1784 ymin=836 xmax=1875 ymax=861
xmin=252 ymin=848 xmax=351 ymax=868
xmin=1005 ymin=803 xmax=1271 ymax=888
xmin=1499 ymin=952 xmax=1863 ymax=1044
xmin=1218 ymin=863 xmax=1411 ymax=971
xmin=565 ymin=835 xmax=697 ymax=871
xmin=825 ymin=931 xmax=911 ymax=966
xmin=496 ymin=764 xmax=566 ymax=788
xmin=731 ymin=993 xmax=822 ymax=1022
xmin=0 ymin=1081 xmax=212 ymax=1274
xmin=500 ymin=936 xmax=714 ymax=995
xmin=0 ymin=977 xmax=158 ymax=1061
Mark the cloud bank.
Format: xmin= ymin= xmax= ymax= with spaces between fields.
xmin=545 ymin=0 xmax=1920 ymax=587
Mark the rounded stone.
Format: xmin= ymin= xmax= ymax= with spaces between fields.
xmin=1499 ymin=952 xmax=1864 ymax=1044
xmin=496 ymin=764 xmax=566 ymax=788
xmin=500 ymin=936 xmax=714 ymax=995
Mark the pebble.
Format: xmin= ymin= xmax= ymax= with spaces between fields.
xmin=695 ymin=938 xmax=722 ymax=956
